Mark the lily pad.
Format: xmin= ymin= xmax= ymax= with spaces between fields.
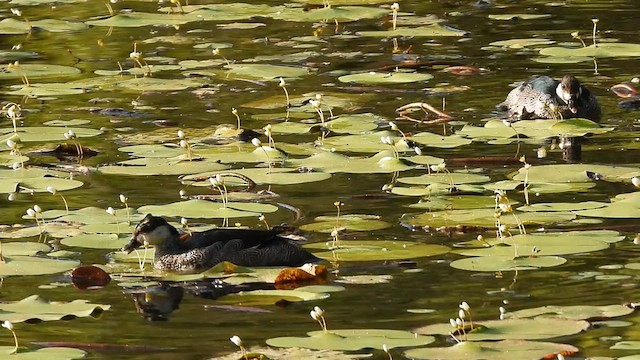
xmin=307 ymin=240 xmax=450 ymax=261
xmin=504 ymin=304 xmax=634 ymax=320
xmin=300 ymin=214 xmax=390 ymax=233
xmin=137 ymin=199 xmax=278 ymax=219
xmin=60 ymin=234 xmax=130 ymax=249
xmin=540 ymin=43 xmax=640 ymax=59
xmin=224 ymin=64 xmax=310 ymax=80
xmin=449 ymin=255 xmax=567 ymax=272
xmin=488 ymin=38 xmax=555 ymax=49
xmin=0 ymin=63 xmax=80 ymax=79
xmin=267 ymin=329 xmax=434 ymax=351
xmin=401 ymin=208 xmax=575 ymax=229
xmin=489 ymin=14 xmax=552 ymax=20
xmin=216 ymin=289 xmax=329 ymax=306
xmin=97 ymin=157 xmax=229 ymax=176
xmin=0 ymin=295 xmax=109 ymax=323
xmin=338 ymin=71 xmax=433 ymax=84
xmin=405 ymin=339 xmax=577 ymax=360
xmin=0 ymin=256 xmax=78 ymax=276
xmin=0 ymin=126 xmax=102 ymax=142
xmin=0 ymin=346 xmax=85 ymax=359
xmin=414 ymin=317 xmax=589 ymax=340
xmin=358 ymin=24 xmax=468 ymax=37
xmin=271 ymin=6 xmax=387 ymax=23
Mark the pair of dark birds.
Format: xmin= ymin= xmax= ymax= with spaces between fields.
xmin=124 ymin=75 xmax=600 ymax=273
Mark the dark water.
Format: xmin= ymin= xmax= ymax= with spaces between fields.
xmin=1 ymin=0 xmax=640 ymax=359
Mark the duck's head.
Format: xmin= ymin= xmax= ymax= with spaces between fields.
xmin=122 ymin=214 xmax=179 ymax=253
xmin=556 ymin=75 xmax=583 ymax=114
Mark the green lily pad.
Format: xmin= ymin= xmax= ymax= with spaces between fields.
xmin=540 ymin=43 xmax=640 ymax=59
xmin=408 ymin=195 xmax=501 ymax=211
xmin=182 ymin=168 xmax=332 ymax=186
xmin=510 ymin=164 xmax=640 ymax=184
xmin=401 ymin=208 xmax=575 ymax=229
xmin=0 ymin=242 xmax=50 ymax=255
xmin=574 ymin=192 xmax=640 ymax=218
xmin=0 ymin=294 xmax=109 ymax=323
xmin=271 ymin=6 xmax=387 ymax=22
xmin=243 ymin=92 xmax=373 ymax=110
xmin=405 ymin=339 xmax=577 ymax=360
xmin=85 ymin=12 xmax=196 ymax=27
xmin=398 ymin=173 xmax=490 ymax=186
xmin=449 ymin=256 xmax=567 ymax=272
xmin=214 ymin=346 xmax=361 ymax=360
xmin=358 ymin=24 xmax=468 ymax=37
xmin=306 ymin=240 xmax=450 ymax=261
xmin=6 ymin=83 xmax=86 ymax=96
xmin=489 ymin=14 xmax=552 ymax=20
xmin=0 ymin=346 xmax=85 ymax=359
xmin=60 ymin=234 xmax=130 ymax=249
xmin=217 ymin=289 xmax=329 ymax=306
xmin=488 ymin=38 xmax=555 ymax=49
xmin=415 ymin=317 xmax=589 ymax=340
xmin=300 ymin=214 xmax=390 ymax=233
xmin=409 ymin=131 xmax=473 ymax=148
xmin=612 ymin=342 xmax=640 ymax=350
xmin=504 ymin=304 xmax=634 ymax=320
xmin=453 ymin=231 xmax=620 ymax=257
xmin=0 ymin=63 xmax=80 ymax=79
xmin=338 ymin=71 xmax=433 ymax=84
xmin=0 ymin=256 xmax=80 ymax=276
xmin=0 ymin=18 xmax=88 ymax=34
xmin=108 ymin=77 xmax=206 ymax=91
xmin=137 ymin=199 xmax=278 ymax=219
xmin=224 ymin=64 xmax=310 ymax=80
xmin=0 ymin=126 xmax=102 ymax=142
xmin=267 ymin=329 xmax=435 ymax=351
xmin=517 ymin=201 xmax=607 ymax=212
xmin=97 ymin=157 xmax=230 ymax=176
xmin=287 ymin=151 xmax=415 ymax=174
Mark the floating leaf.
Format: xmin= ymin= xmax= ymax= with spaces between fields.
xmin=217 ymin=289 xmax=329 ymax=306
xmin=358 ymin=24 xmax=468 ymax=37
xmin=405 ymin=339 xmax=577 ymax=360
xmin=0 ymin=63 xmax=80 ymax=79
xmin=307 ymin=240 xmax=450 ymax=261
xmin=97 ymin=158 xmax=229 ymax=176
xmin=0 ymin=295 xmax=110 ymax=323
xmin=300 ymin=214 xmax=390 ymax=233
xmin=224 ymin=64 xmax=310 ymax=80
xmin=0 ymin=126 xmax=102 ymax=143
xmin=489 ymin=14 xmax=552 ymax=20
xmin=271 ymin=6 xmax=387 ymax=22
xmin=504 ymin=304 xmax=634 ymax=320
xmin=449 ymin=256 xmax=567 ymax=272
xmin=137 ymin=199 xmax=278 ymax=219
xmin=338 ymin=71 xmax=433 ymax=84
xmin=267 ymin=329 xmax=434 ymax=351
xmin=60 ymin=234 xmax=130 ymax=249
xmin=0 ymin=256 xmax=80 ymax=277
xmin=540 ymin=43 xmax=640 ymax=59
xmin=415 ymin=317 xmax=589 ymax=340
xmin=401 ymin=208 xmax=575 ymax=229
xmin=488 ymin=38 xmax=555 ymax=49
xmin=398 ymin=173 xmax=490 ymax=186
xmin=0 ymin=346 xmax=85 ymax=359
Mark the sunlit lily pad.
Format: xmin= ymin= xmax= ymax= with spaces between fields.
xmin=107 ymin=77 xmax=206 ymax=91
xmin=510 ymin=164 xmax=640 ymax=183
xmin=504 ymin=304 xmax=634 ymax=320
xmin=401 ymin=208 xmax=575 ymax=229
xmin=0 ymin=294 xmax=110 ymax=323
xmin=489 ymin=14 xmax=552 ymax=20
xmin=453 ymin=231 xmax=621 ymax=257
xmin=137 ymin=199 xmax=278 ymax=219
xmin=271 ymin=6 xmax=387 ymax=22
xmin=182 ymin=168 xmax=331 ymax=186
xmin=338 ymin=71 xmax=433 ymax=84
xmin=574 ymin=192 xmax=640 ymax=218
xmin=214 ymin=346 xmax=361 ymax=360
xmin=287 ymin=151 xmax=415 ymax=174
xmin=217 ymin=289 xmax=329 ymax=306
xmin=242 ymin=92 xmax=373 ymax=110
xmin=0 ymin=63 xmax=80 ymax=79
xmin=517 ymin=201 xmax=607 ymax=212
xmin=358 ymin=24 xmax=468 ymax=37
xmin=97 ymin=157 xmax=229 ymax=176
xmin=306 ymin=240 xmax=450 ymax=261
xmin=300 ymin=214 xmax=390 ymax=233
xmin=224 ymin=64 xmax=310 ymax=80
xmin=267 ymin=329 xmax=434 ymax=351
xmin=449 ymin=256 xmax=567 ymax=272
xmin=85 ymin=12 xmax=196 ymax=27
xmin=60 ymin=234 xmax=130 ymax=249
xmin=0 ymin=346 xmax=85 ymax=359
xmin=409 ymin=131 xmax=473 ymax=148
xmin=6 ymin=82 xmax=86 ymax=96
xmin=540 ymin=43 xmax=640 ymax=59
xmin=0 ymin=18 xmax=87 ymax=34
xmin=405 ymin=339 xmax=577 ymax=360
xmin=398 ymin=173 xmax=490 ymax=185
xmin=488 ymin=38 xmax=555 ymax=49
xmin=0 ymin=256 xmax=80 ymax=276
xmin=0 ymin=126 xmax=101 ymax=143
xmin=415 ymin=317 xmax=589 ymax=340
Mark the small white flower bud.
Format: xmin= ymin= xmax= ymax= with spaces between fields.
xmin=382 ymin=344 xmax=389 ymax=352
xmin=458 ymin=309 xmax=466 ymax=319
xmin=229 ymin=335 xmax=242 ymax=347
xmin=2 ymin=321 xmax=13 ymax=330
xmin=279 ymin=77 xmax=285 ymax=87
xmin=251 ymin=138 xmax=262 ymax=147
xmin=106 ymin=207 xmax=115 ymax=216
xmin=632 ymin=177 xmax=640 ymax=188
xmin=7 ymin=192 xmax=17 ymax=201
xmin=460 ymin=302 xmax=470 ymax=311
xmin=46 ymin=186 xmax=57 ymax=195
xmin=26 ymin=208 xmax=36 ymax=217
xmin=177 ymin=130 xmax=185 ymax=139
xmin=313 ymin=306 xmax=324 ymax=316
xmin=33 ymin=205 xmax=42 ymax=213
xmin=449 ymin=318 xmax=457 ymax=328
xmin=119 ymin=194 xmax=127 ymax=203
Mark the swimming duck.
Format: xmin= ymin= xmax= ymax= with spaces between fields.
xmin=121 ymin=214 xmax=320 ymax=273
xmin=497 ymin=75 xmax=601 ymax=121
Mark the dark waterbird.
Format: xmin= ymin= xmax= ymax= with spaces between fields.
xmin=497 ymin=75 xmax=601 ymax=121
xmin=122 ymin=214 xmax=320 ymax=273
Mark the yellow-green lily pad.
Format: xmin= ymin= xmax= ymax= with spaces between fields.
xmin=0 ymin=294 xmax=109 ymax=323
xmin=0 ymin=346 xmax=85 ymax=359
xmin=450 ymin=255 xmax=567 ymax=272
xmin=267 ymin=329 xmax=435 ymax=351
xmin=0 ymin=256 xmax=80 ymax=276
xmin=338 ymin=71 xmax=433 ymax=84
xmin=504 ymin=304 xmax=634 ymax=320
xmin=489 ymin=14 xmax=552 ymax=20
xmin=137 ymin=199 xmax=278 ymax=219
xmin=307 ymin=240 xmax=450 ymax=261
xmin=97 ymin=157 xmax=230 ymax=176
xmin=405 ymin=339 xmax=577 ymax=360
xmin=217 ymin=289 xmax=329 ymax=306
xmin=300 ymin=214 xmax=390 ymax=233
xmin=358 ymin=24 xmax=468 ymax=37
xmin=0 ymin=63 xmax=80 ymax=79
xmin=224 ymin=64 xmax=310 ymax=80
xmin=540 ymin=43 xmax=640 ymax=59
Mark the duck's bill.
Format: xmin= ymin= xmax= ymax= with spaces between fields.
xmin=569 ymin=106 xmax=578 ymax=114
xmin=121 ymin=237 xmax=143 ymax=254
